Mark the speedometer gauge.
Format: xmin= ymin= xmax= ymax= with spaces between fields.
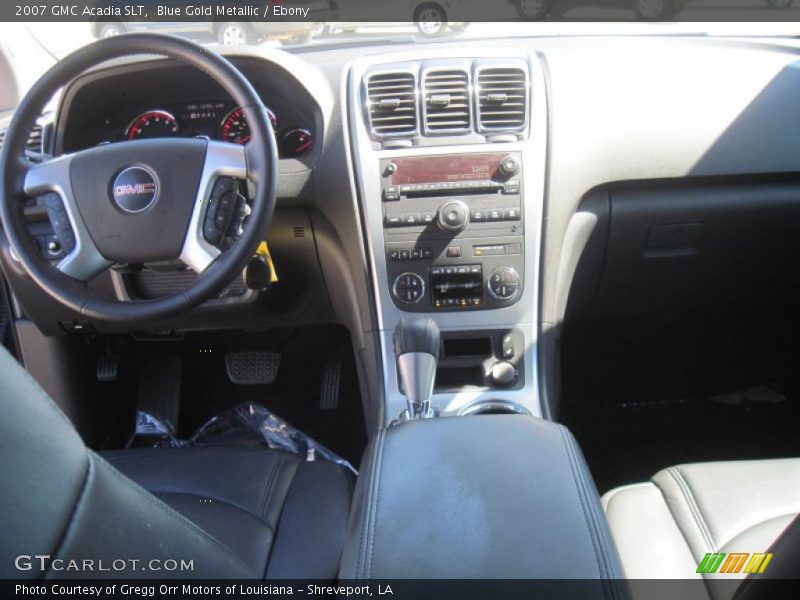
xmin=126 ymin=110 xmax=179 ymax=140
xmin=219 ymin=107 xmax=277 ymax=145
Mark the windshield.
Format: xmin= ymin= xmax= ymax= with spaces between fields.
xmin=1 ymin=20 xmax=799 ymax=114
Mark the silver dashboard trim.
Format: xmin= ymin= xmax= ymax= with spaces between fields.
xmin=178 ymin=141 xmax=247 ymax=274
xmin=347 ymin=48 xmax=548 ymax=423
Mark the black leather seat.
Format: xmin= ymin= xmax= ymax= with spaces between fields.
xmin=0 ymin=346 xmax=353 ymax=579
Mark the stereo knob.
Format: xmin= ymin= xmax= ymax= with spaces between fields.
xmin=437 ymin=200 xmax=470 ymax=233
xmin=499 ymin=155 xmax=520 ymax=178
xmin=488 ymin=267 xmax=521 ymax=301
xmin=392 ymin=272 xmax=425 ymax=305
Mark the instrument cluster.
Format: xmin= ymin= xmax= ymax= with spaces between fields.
xmin=120 ymin=100 xmax=313 ymax=158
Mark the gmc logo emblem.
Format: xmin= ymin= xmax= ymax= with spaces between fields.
xmin=115 ymin=183 xmax=156 ymax=196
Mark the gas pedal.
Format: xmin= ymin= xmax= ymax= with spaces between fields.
xmin=320 ymin=348 xmax=343 ymax=411
xmin=96 ymin=355 xmax=119 ymax=382
xmin=226 ymin=352 xmax=281 ymax=385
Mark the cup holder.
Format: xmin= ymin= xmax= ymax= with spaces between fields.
xmin=458 ymin=400 xmax=531 ymax=416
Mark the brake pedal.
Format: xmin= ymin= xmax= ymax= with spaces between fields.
xmin=226 ymin=352 xmax=281 ymax=385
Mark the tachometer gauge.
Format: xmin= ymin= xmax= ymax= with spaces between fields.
xmin=126 ymin=110 xmax=179 ymax=140
xmin=279 ymin=128 xmax=314 ymax=157
xmin=219 ymin=107 xmax=277 ymax=145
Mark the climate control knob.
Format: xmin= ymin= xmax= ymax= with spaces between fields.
xmin=437 ymin=200 xmax=470 ymax=233
xmin=487 ymin=267 xmax=521 ymax=301
xmin=392 ymin=272 xmax=425 ymax=305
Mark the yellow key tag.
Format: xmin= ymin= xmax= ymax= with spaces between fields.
xmin=255 ymin=242 xmax=279 ymax=284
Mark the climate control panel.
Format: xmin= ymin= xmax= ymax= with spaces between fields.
xmin=381 ymin=152 xmax=525 ymax=312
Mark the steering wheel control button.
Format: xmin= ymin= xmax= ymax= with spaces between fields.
xmin=204 ymin=177 xmax=247 ymax=248
xmin=437 ymin=200 xmax=470 ymax=232
xmin=393 ymin=273 xmax=425 ymax=305
xmin=111 ymin=166 xmax=159 ymax=213
xmin=42 ymin=193 xmax=76 ymax=256
xmin=488 ymin=267 xmax=522 ymax=301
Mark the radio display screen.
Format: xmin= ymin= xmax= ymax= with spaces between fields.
xmin=391 ymin=153 xmax=508 ymax=185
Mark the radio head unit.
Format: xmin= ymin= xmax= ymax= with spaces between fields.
xmin=381 ymin=152 xmax=525 ymax=313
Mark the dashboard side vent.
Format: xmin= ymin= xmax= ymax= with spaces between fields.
xmin=366 ymin=71 xmax=418 ymax=139
xmin=475 ymin=66 xmax=528 ymax=133
xmin=422 ymin=68 xmax=471 ymax=135
xmin=0 ymin=124 xmax=44 ymax=153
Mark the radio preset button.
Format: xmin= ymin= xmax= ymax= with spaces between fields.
xmin=385 ymin=215 xmax=403 ymax=228
xmin=487 ymin=209 xmax=504 ymax=222
xmin=471 ymin=209 xmax=487 ymax=222
xmin=504 ymin=208 xmax=521 ymax=221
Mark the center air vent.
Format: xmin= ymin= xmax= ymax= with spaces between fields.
xmin=422 ymin=68 xmax=471 ymax=135
xmin=475 ymin=66 xmax=528 ymax=133
xmin=0 ymin=124 xmax=44 ymax=153
xmin=366 ymin=71 xmax=418 ymax=139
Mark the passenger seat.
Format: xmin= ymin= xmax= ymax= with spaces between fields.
xmin=602 ymin=459 xmax=800 ymax=588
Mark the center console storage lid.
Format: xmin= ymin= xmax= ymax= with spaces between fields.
xmin=341 ymin=415 xmax=624 ymax=586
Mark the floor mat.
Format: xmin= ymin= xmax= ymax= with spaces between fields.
xmin=181 ymin=325 xmax=368 ymax=467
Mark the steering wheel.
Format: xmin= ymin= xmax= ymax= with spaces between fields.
xmin=0 ymin=34 xmax=278 ymax=322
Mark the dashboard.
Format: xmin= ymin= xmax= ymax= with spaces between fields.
xmin=56 ymin=57 xmax=321 ymax=162
xmin=4 ymin=37 xmax=800 ymax=429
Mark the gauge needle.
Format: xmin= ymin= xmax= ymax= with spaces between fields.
xmin=296 ymin=141 xmax=313 ymax=154
xmin=238 ymin=135 xmax=251 ymax=144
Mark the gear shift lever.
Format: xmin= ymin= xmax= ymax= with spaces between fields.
xmin=394 ymin=318 xmax=440 ymax=420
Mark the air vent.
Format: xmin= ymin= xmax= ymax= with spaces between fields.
xmin=475 ymin=66 xmax=528 ymax=133
xmin=422 ymin=68 xmax=471 ymax=135
xmin=292 ymin=226 xmax=306 ymax=238
xmin=366 ymin=71 xmax=418 ymax=139
xmin=0 ymin=124 xmax=44 ymax=153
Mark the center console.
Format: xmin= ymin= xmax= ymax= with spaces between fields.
xmin=340 ymin=415 xmax=625 ymax=585
xmin=348 ymin=50 xmax=547 ymax=422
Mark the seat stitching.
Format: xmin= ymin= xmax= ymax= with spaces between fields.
xmin=356 ymin=429 xmax=382 ymax=579
xmin=559 ymin=426 xmax=609 ymax=588
xmin=366 ymin=429 xmax=386 ymax=580
xmin=259 ymin=453 xmax=287 ymax=522
xmin=257 ymin=454 xmax=284 ymax=521
xmin=666 ymin=467 xmax=716 ymax=551
xmin=44 ymin=448 xmax=93 ymax=579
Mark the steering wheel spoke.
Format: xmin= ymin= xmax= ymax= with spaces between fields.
xmin=179 ymin=141 xmax=248 ymax=274
xmin=24 ymin=155 xmax=113 ymax=282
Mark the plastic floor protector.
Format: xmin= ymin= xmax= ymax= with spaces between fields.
xmin=128 ymin=402 xmax=357 ymax=475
